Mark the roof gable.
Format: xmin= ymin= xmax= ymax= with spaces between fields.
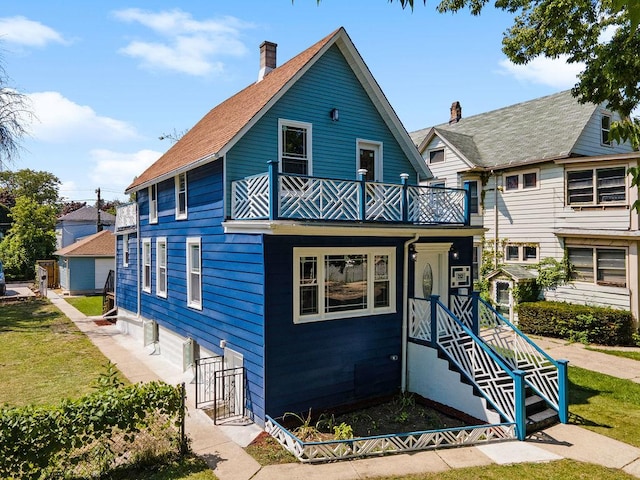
xmin=127 ymin=27 xmax=428 ymax=192
xmin=57 ymin=205 xmax=115 ymax=224
xmin=55 ymin=229 xmax=115 ymax=257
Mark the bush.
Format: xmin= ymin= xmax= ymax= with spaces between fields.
xmin=517 ymin=301 xmax=635 ymax=346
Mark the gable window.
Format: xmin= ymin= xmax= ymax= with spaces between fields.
xmin=601 ymin=113 xmax=611 ymax=146
xmin=357 ymin=140 xmax=383 ymax=181
xmin=566 ymin=166 xmax=626 ymax=205
xmin=156 ymin=237 xmax=167 ymax=298
xmin=148 ymin=184 xmax=158 ymax=224
xmin=504 ymin=170 xmax=539 ymax=191
xmin=293 ymin=247 xmax=396 ymax=323
xmin=504 ymin=243 xmax=538 ymax=263
xmin=464 ymin=180 xmax=479 ymax=214
xmin=428 ymin=149 xmax=444 ymax=164
xmin=186 ymin=238 xmax=202 ymax=309
xmin=175 ymin=173 xmax=187 ymax=220
xmin=122 ymin=234 xmax=129 ymax=267
xmin=142 ymin=238 xmax=151 ymax=293
xmin=279 ymin=119 xmax=312 ymax=175
xmin=568 ymin=246 xmax=626 ymax=287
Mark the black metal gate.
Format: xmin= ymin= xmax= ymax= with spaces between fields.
xmin=213 ymin=367 xmax=246 ymax=424
xmin=195 ymin=356 xmax=223 ymax=409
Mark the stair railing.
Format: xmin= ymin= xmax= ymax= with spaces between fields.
xmin=410 ymin=296 xmax=528 ymax=439
xmin=451 ymin=293 xmax=568 ymax=424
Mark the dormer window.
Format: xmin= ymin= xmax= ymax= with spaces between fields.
xmin=601 ymin=113 xmax=611 ymax=146
xmin=279 ymin=119 xmax=312 ymax=175
xmin=429 ymin=149 xmax=444 ymax=164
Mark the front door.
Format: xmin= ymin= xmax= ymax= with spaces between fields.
xmin=413 ymin=243 xmax=451 ymax=305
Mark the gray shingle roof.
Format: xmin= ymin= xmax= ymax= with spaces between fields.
xmin=411 ymin=90 xmax=599 ymax=169
xmin=57 ymin=205 xmax=116 ymax=224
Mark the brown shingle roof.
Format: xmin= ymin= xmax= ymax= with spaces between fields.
xmin=126 ymin=28 xmax=342 ymax=193
xmin=55 ymin=230 xmax=115 ymax=257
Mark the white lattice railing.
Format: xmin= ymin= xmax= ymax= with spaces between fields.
xmin=409 ymin=298 xmax=431 ymax=341
xmin=230 ymin=167 xmax=469 ymax=225
xmin=265 ymin=415 xmax=515 ymax=463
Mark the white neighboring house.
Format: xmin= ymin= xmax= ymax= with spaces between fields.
xmin=410 ymin=90 xmax=640 ymax=325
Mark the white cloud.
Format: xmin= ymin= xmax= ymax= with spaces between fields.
xmin=59 ymin=180 xmax=79 ymax=200
xmin=497 ymin=56 xmax=584 ymax=89
xmin=0 ymin=16 xmax=68 ymax=47
xmin=112 ymin=8 xmax=253 ymax=76
xmin=89 ymin=149 xmax=162 ymax=193
xmin=26 ymin=92 xmax=139 ymax=143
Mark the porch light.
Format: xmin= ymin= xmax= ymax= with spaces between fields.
xmin=330 ymin=108 xmax=339 ymax=122
xmin=450 ymin=248 xmax=460 ymax=260
xmin=410 ymin=245 xmax=418 ymax=262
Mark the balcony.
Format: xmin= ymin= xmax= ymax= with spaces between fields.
xmin=231 ymin=161 xmax=470 ymax=225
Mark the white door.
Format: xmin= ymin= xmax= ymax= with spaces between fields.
xmin=413 ymin=243 xmax=451 ymax=306
xmin=357 ymin=140 xmax=382 ymax=181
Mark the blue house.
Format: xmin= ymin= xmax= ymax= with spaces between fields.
xmin=114 ymin=28 xmax=566 ymax=442
xmin=56 ymin=205 xmax=115 ymax=250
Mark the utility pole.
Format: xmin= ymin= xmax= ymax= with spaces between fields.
xmin=96 ymin=188 xmax=103 ymax=232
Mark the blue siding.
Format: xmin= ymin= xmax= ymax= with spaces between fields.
xmin=116 ymin=233 xmax=138 ymax=314
xmin=226 ymin=44 xmax=419 ymax=214
xmin=134 ymin=160 xmax=267 ymax=421
xmin=263 ymin=235 xmax=406 ymax=418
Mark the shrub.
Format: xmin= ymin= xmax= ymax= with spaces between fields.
xmin=517 ymin=301 xmax=634 ymax=346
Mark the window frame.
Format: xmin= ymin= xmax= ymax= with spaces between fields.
xmin=566 ymin=165 xmax=627 ymax=207
xmin=504 ymin=243 xmax=539 ymax=264
xmin=122 ymin=233 xmax=129 ymax=267
xmin=148 ymin=184 xmax=158 ymax=224
xmin=175 ymin=173 xmax=188 ymax=220
xmin=428 ymin=148 xmax=445 ymax=164
xmin=464 ymin=179 xmax=479 ymax=214
xmin=278 ymin=118 xmax=313 ymax=176
xmin=293 ymin=247 xmax=396 ymax=324
xmin=503 ymin=169 xmax=540 ymax=192
xmin=186 ymin=237 xmax=202 ymax=310
xmin=601 ymin=112 xmax=612 ymax=146
xmin=156 ymin=237 xmax=167 ymax=298
xmin=142 ymin=238 xmax=152 ymax=293
xmin=567 ymin=245 xmax=627 ymax=287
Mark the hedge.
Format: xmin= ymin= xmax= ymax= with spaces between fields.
xmin=517 ymin=301 xmax=635 ymax=346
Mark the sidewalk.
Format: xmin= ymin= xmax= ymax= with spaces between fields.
xmin=46 ymin=291 xmax=640 ymax=479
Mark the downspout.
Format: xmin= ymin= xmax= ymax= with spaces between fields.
xmin=136 ymin=201 xmax=141 ymax=317
xmin=401 ymin=233 xmax=420 ymax=392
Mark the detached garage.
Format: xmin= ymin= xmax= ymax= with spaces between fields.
xmin=55 ymin=230 xmax=115 ymax=295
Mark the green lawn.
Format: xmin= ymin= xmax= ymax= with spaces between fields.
xmin=569 ymin=366 xmax=640 ymax=447
xmin=64 ymin=294 xmax=104 ymax=316
xmin=585 ymin=347 xmax=640 ymax=362
xmin=0 ymin=298 xmax=122 ymax=406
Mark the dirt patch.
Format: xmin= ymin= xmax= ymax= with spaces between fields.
xmin=94 ymin=319 xmax=115 ymax=326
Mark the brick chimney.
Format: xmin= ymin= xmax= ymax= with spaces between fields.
xmin=258 ymin=41 xmax=277 ymax=81
xmin=449 ymin=101 xmax=462 ymax=124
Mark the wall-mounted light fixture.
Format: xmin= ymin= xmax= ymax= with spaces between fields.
xmin=410 ymin=245 xmax=418 ymax=262
xmin=330 ymin=108 xmax=339 ymax=122
xmin=450 ymin=247 xmax=460 ymax=260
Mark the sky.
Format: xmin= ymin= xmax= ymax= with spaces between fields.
xmin=0 ymin=1 xmax=584 ymax=202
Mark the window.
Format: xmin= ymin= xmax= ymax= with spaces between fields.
xmin=186 ymin=238 xmax=202 ymax=309
xmin=142 ymin=238 xmax=151 ymax=293
xmin=156 ymin=238 xmax=167 ymax=298
xmin=148 ymin=184 xmax=158 ymax=224
xmin=504 ymin=170 xmax=539 ymax=191
xmin=357 ymin=140 xmax=383 ymax=181
xmin=430 ymin=181 xmax=445 ymax=188
xmin=279 ymin=119 xmax=312 ymax=175
xmin=566 ymin=166 xmax=626 ymax=206
xmin=428 ymin=149 xmax=444 ymax=164
xmin=601 ymin=113 xmax=611 ymax=146
xmin=472 ymin=245 xmax=480 ymax=281
xmin=464 ymin=180 xmax=479 ymax=214
xmin=123 ymin=234 xmax=129 ymax=267
xmin=568 ymin=246 xmax=626 ymax=287
xmin=175 ymin=173 xmax=187 ymax=220
xmin=293 ymin=247 xmax=396 ymax=323
xmin=504 ymin=243 xmax=538 ymax=263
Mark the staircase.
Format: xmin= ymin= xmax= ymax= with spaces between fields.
xmin=102 ymin=269 xmax=116 ymax=316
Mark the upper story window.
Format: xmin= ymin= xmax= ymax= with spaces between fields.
xmin=156 ymin=237 xmax=167 ymax=298
xmin=175 ymin=173 xmax=187 ymax=220
xmin=601 ymin=113 xmax=611 ymax=146
xmin=186 ymin=237 xmax=202 ymax=310
xmin=504 ymin=170 xmax=539 ymax=192
xmin=566 ymin=166 xmax=626 ymax=206
xmin=472 ymin=244 xmax=480 ymax=281
xmin=568 ymin=246 xmax=626 ymax=287
xmin=464 ymin=180 xmax=479 ymax=214
xmin=428 ymin=148 xmax=444 ymax=164
xmin=357 ymin=139 xmax=383 ymax=182
xmin=148 ymin=184 xmax=158 ymax=224
xmin=142 ymin=238 xmax=151 ymax=293
xmin=293 ymin=247 xmax=396 ymax=323
xmin=279 ymin=119 xmax=312 ymax=176
xmin=122 ymin=234 xmax=129 ymax=267
xmin=505 ymin=243 xmax=538 ymax=263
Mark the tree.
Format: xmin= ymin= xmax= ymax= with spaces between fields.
xmin=0 ymin=55 xmax=31 ymax=171
xmin=60 ymin=201 xmax=86 ymax=216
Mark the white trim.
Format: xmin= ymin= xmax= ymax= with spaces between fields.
xmin=186 ymin=237 xmax=202 ymax=310
xmin=503 ymin=169 xmax=540 ymax=192
xmin=122 ymin=233 xmax=129 ymax=267
xmin=278 ymin=118 xmax=313 ymax=176
xmin=356 ymin=139 xmax=383 ymax=181
xmin=504 ymin=243 xmax=539 ymax=264
xmin=142 ymin=238 xmax=151 ymax=293
xmin=175 ymin=173 xmax=188 ymax=220
xmin=293 ymin=247 xmax=396 ymax=324
xmin=601 ymin=111 xmax=612 ymax=147
xmin=156 ymin=237 xmax=167 ymax=298
xmin=427 ymin=147 xmax=445 ymax=164
xmin=148 ymin=184 xmax=158 ymax=224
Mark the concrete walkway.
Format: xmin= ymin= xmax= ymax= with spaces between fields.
xmin=45 ymin=291 xmax=640 ymax=479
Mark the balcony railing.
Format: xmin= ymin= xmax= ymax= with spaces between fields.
xmin=231 ymin=161 xmax=470 ymax=225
